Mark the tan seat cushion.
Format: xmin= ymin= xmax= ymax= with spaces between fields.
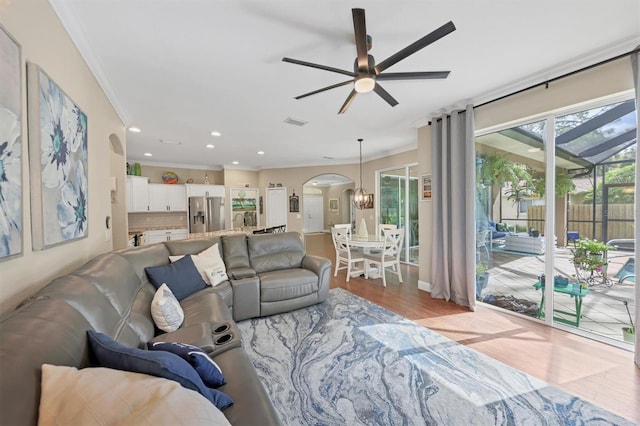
xmin=38 ymin=364 xmax=231 ymax=425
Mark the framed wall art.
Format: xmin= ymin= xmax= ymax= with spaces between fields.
xmin=363 ymin=194 xmax=374 ymax=209
xmin=421 ymin=173 xmax=432 ymax=201
xmin=289 ymin=192 xmax=299 ymax=213
xmin=328 ymin=198 xmax=339 ymax=212
xmin=0 ymin=24 xmax=23 ymax=261
xmin=27 ymin=63 xmax=88 ymax=250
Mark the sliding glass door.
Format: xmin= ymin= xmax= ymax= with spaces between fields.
xmin=378 ymin=164 xmax=419 ymax=264
xmin=475 ymin=95 xmax=637 ymax=346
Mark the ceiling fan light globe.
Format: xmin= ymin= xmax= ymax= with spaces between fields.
xmin=354 ymin=76 xmax=375 ymax=93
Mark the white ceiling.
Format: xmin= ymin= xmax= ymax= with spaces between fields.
xmin=49 ymin=0 xmax=640 ymax=171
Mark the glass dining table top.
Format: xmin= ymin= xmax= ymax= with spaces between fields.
xmin=347 ymin=235 xmax=386 ymax=247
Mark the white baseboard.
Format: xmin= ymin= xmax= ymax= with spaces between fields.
xmin=418 ymin=280 xmax=431 ymax=292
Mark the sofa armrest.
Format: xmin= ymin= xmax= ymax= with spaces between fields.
xmin=301 ymin=255 xmax=331 ymax=303
xmin=230 ymin=276 xmax=260 ymax=321
xmin=227 ymin=267 xmax=256 ymax=280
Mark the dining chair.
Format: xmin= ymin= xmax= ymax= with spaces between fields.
xmin=331 ymin=227 xmax=364 ymax=281
xmin=378 ymin=223 xmax=397 ymax=239
xmin=364 ymin=228 xmax=404 ymax=287
xmin=371 ymin=224 xmax=397 ymax=254
xmin=333 ymin=223 xmax=352 ymax=235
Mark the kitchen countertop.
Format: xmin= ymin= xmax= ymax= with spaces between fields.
xmin=188 ymin=227 xmax=268 ymax=239
xmin=128 ymin=226 xmax=269 ymax=239
xmin=128 ymin=226 xmax=189 ymax=234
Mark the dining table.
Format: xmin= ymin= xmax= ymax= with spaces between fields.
xmin=345 ymin=235 xmax=389 ymax=279
xmin=347 ymin=234 xmax=388 ymax=251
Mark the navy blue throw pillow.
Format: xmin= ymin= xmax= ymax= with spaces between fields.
xmin=148 ymin=341 xmax=226 ymax=388
xmin=87 ymin=330 xmax=233 ymax=410
xmin=144 ymin=255 xmax=207 ymax=301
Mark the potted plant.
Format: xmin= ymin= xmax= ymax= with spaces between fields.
xmin=622 ymin=300 xmax=635 ymax=343
xmin=476 ymin=262 xmax=489 ymax=299
xmin=570 ymin=238 xmax=615 ymax=286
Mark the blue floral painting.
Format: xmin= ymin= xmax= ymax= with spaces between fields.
xmin=28 ymin=63 xmax=88 ymax=250
xmin=0 ymin=25 xmax=22 ymax=261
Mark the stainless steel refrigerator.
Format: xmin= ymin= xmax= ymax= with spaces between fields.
xmin=189 ymin=196 xmax=225 ymax=233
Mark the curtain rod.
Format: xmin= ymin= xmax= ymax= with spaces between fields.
xmin=475 ymin=46 xmax=640 ymax=109
xmin=429 ymin=46 xmax=640 ymax=125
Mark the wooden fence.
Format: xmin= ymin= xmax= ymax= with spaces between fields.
xmin=528 ymin=204 xmax=634 ymax=241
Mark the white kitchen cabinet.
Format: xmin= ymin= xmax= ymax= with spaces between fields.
xmin=148 ymin=184 xmax=186 ymax=212
xmin=265 ymin=187 xmax=287 ymax=228
xmin=144 ymin=228 xmax=188 ymax=244
xmin=126 ymin=176 xmax=149 ymax=212
xmin=185 ymin=184 xmax=225 ymax=198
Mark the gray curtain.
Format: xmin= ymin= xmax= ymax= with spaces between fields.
xmin=631 ymin=50 xmax=639 ymax=366
xmin=430 ymin=104 xmax=476 ymax=309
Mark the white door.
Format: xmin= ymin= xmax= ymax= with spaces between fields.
xmin=303 ymin=196 xmax=324 ymax=233
xmin=266 ymin=187 xmax=287 ymax=228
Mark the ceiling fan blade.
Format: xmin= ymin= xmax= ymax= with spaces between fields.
xmin=338 ymin=89 xmax=358 ymax=114
xmin=282 ymin=57 xmax=355 ymax=77
xmin=373 ymin=83 xmax=398 ymax=107
xmin=374 ymin=21 xmax=456 ymax=74
xmin=352 ymin=8 xmax=368 ymax=72
xmin=294 ymin=80 xmax=354 ymax=99
xmin=377 ymin=71 xmax=450 ymax=81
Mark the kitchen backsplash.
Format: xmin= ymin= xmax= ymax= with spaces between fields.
xmin=128 ymin=212 xmax=188 ymax=230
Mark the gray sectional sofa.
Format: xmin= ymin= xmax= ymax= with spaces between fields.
xmin=0 ymin=231 xmax=331 ymax=425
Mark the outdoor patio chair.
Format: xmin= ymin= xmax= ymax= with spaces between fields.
xmin=567 ymin=231 xmax=579 ymax=247
xmin=476 ymin=229 xmax=491 ymax=259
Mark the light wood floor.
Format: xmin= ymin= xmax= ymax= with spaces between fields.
xmin=304 ymin=233 xmax=640 ymax=424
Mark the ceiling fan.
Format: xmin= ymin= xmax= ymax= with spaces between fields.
xmin=282 ymin=8 xmax=456 ymax=114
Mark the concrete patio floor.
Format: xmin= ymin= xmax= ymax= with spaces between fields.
xmin=479 ymin=245 xmax=636 ymax=345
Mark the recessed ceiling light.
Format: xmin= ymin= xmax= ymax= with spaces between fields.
xmin=527 ymin=147 xmax=541 ymax=153
xmin=312 ymin=182 xmax=318 ymax=185
xmin=210 ymin=131 xmax=222 ymax=137
xmin=232 ymin=161 xmax=239 ymax=165
xmin=128 ymin=126 xmax=141 ymax=133
xmin=143 ymin=152 xmax=152 ymax=156
xmin=205 ymin=144 xmax=215 ymax=149
xmin=257 ymin=151 xmax=265 ymax=155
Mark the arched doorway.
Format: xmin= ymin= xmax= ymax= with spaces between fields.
xmin=302 ymin=174 xmax=354 ymax=233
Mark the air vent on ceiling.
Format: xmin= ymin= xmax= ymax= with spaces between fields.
xmin=283 ymin=117 xmax=308 ymax=127
xmin=159 ymin=139 xmax=182 ymax=145
xmin=322 ymin=156 xmax=334 ymax=160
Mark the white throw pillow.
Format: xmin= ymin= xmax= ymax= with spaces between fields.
xmin=38 ymin=364 xmax=232 ymax=426
xmin=202 ymin=263 xmax=229 ymax=287
xmin=169 ymin=244 xmax=228 ymax=286
xmin=151 ymin=284 xmax=184 ymax=332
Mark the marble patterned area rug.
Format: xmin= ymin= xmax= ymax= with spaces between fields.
xmin=237 ymin=288 xmax=632 ymax=426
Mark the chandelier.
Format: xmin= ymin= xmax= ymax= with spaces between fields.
xmin=353 ymin=138 xmax=368 ymax=209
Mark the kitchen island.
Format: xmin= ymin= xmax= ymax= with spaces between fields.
xmin=187 ymin=226 xmax=269 ymax=239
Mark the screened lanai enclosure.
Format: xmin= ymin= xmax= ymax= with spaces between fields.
xmin=475 ymin=94 xmax=637 ymax=346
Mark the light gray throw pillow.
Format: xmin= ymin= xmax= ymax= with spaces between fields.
xmin=151 ymin=283 xmax=184 ymax=332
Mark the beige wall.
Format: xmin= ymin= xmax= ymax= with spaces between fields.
xmin=257 ymin=150 xmax=416 ymax=234
xmin=140 ymin=164 xmax=223 ymax=185
xmin=324 ymin=183 xmax=354 ymax=228
xmin=417 ymin=56 xmax=635 ymax=288
xmin=0 ymin=0 xmax=126 ymax=313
